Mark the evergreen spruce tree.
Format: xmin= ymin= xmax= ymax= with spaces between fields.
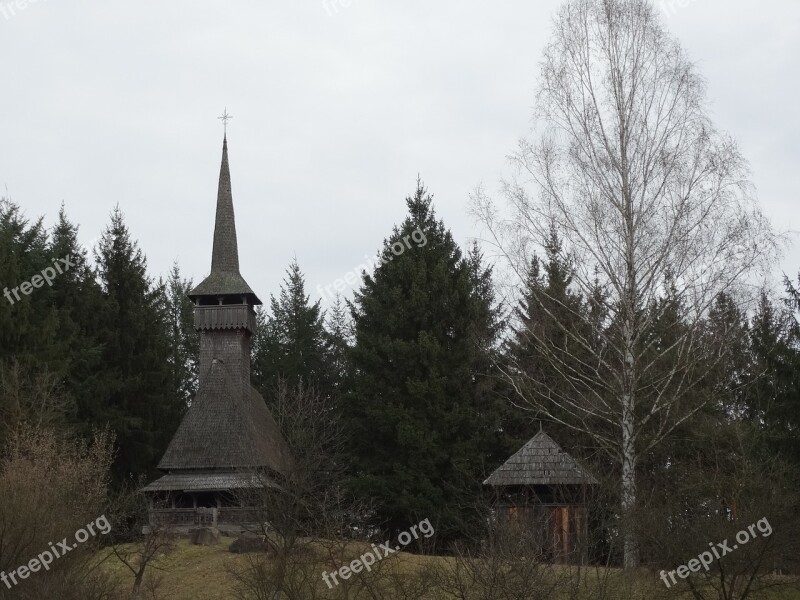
xmin=251 ymin=303 xmax=271 ymax=395
xmin=325 ymin=293 xmax=352 ymax=403
xmin=464 ymin=242 xmax=511 ymax=467
xmin=504 ymin=226 xmax=602 ymax=453
xmin=0 ymin=201 xmax=102 ymax=446
xmin=0 ymin=199 xmax=68 ymax=445
xmin=48 ymin=205 xmax=105 ymax=430
xmin=638 ymin=282 xmax=704 ymax=481
xmin=346 ymin=182 xmax=501 ymax=543
xmin=705 ymin=292 xmax=752 ymax=418
xmin=163 ymin=263 xmax=198 ymax=406
xmin=253 ymin=259 xmax=329 ymax=401
xmin=92 ymin=207 xmax=182 ymax=481
xmin=746 ymin=291 xmax=800 ymax=460
xmin=0 ymin=199 xmax=55 ymax=367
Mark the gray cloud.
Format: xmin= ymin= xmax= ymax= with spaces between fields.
xmin=1 ymin=0 xmax=797 ymax=303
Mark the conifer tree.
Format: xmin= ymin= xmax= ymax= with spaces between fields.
xmin=704 ymin=292 xmax=752 ymax=418
xmin=504 ymin=226 xmax=602 ymax=452
xmin=325 ymin=293 xmax=352 ymax=403
xmin=48 ymin=205 xmax=104 ymax=429
xmin=346 ymin=182 xmax=501 ymax=543
xmin=251 ymin=303 xmax=270 ymax=394
xmin=746 ymin=291 xmax=800 ymax=460
xmin=0 ymin=202 xmax=101 ymax=446
xmin=162 ymin=263 xmax=198 ymax=406
xmin=253 ymin=260 xmax=330 ymax=401
xmin=92 ymin=207 xmax=182 ymax=481
xmin=0 ymin=199 xmax=54 ymax=367
xmin=0 ymin=199 xmax=70 ymax=445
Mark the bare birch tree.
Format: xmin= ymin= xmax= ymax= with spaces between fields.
xmin=472 ymin=0 xmax=778 ymax=567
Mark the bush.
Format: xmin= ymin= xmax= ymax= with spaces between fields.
xmin=0 ymin=426 xmax=116 ymax=599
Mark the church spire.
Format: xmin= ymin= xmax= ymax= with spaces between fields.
xmin=210 ymin=136 xmax=240 ymax=273
xmin=189 ymin=135 xmax=261 ymax=304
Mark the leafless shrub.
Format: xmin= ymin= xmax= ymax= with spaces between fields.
xmin=638 ymin=424 xmax=800 ymax=600
xmin=105 ymin=476 xmax=178 ymax=600
xmin=110 ymin=525 xmax=176 ymax=599
xmin=0 ymin=362 xmax=73 ymax=449
xmin=433 ymin=517 xmax=568 ymax=600
xmin=229 ymin=380 xmax=355 ymax=599
xmin=0 ymin=426 xmax=116 ymax=600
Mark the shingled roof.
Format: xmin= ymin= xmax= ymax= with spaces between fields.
xmin=142 ymin=471 xmax=280 ymax=493
xmin=189 ymin=136 xmax=261 ymax=304
xmin=484 ymin=430 xmax=598 ymax=487
xmin=157 ymin=360 xmax=289 ymax=474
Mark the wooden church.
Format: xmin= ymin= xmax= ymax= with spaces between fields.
xmin=142 ymin=135 xmax=289 ymax=533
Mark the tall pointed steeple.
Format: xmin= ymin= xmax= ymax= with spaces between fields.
xmin=142 ymin=133 xmax=289 ymax=532
xmin=210 ymin=135 xmax=240 ymax=273
xmin=189 ymin=136 xmax=261 ymax=304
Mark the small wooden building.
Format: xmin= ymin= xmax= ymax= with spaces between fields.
xmin=484 ymin=429 xmax=598 ymax=564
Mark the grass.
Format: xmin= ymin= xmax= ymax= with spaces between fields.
xmin=103 ymin=537 xmax=243 ymax=599
xmin=101 ymin=536 xmax=800 ymax=600
xmin=102 ymin=536 xmax=452 ymax=599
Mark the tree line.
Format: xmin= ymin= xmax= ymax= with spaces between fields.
xmin=2 ymin=181 xmax=799 ymax=555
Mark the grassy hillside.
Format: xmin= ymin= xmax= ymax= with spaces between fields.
xmin=102 ymin=537 xmax=800 ymax=600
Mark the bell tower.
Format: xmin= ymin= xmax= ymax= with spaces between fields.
xmin=144 ymin=130 xmax=287 ymax=532
xmin=188 ymin=135 xmax=261 ymax=385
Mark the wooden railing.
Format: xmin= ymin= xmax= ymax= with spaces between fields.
xmin=194 ymin=304 xmax=256 ymax=333
xmin=149 ymin=507 xmax=262 ymax=527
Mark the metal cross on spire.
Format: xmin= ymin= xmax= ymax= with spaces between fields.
xmin=218 ymin=108 xmax=233 ymax=136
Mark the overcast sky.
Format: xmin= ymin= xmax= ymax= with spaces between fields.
xmin=1 ymin=0 xmax=798 ymax=308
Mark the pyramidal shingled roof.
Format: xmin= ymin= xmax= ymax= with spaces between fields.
xmin=157 ymin=359 xmax=289 ymax=473
xmin=484 ymin=430 xmax=598 ymax=487
xmin=189 ymin=136 xmax=261 ymax=304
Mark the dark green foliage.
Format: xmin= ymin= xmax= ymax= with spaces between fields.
xmin=2 ymin=183 xmax=799 ymax=560
xmin=252 ymin=259 xmax=331 ymax=402
xmin=0 ymin=201 xmax=94 ymax=447
xmin=0 ymin=201 xmax=189 ymax=484
xmin=463 ymin=242 xmax=512 ymax=469
xmin=324 ymin=293 xmax=352 ymax=405
xmin=503 ymin=227 xmax=605 ymax=457
xmin=744 ymin=289 xmax=800 ymax=462
xmin=345 ymin=182 xmax=502 ymax=543
xmin=163 ymin=263 xmax=199 ymax=406
xmin=0 ymin=200 xmax=57 ymax=367
xmin=48 ymin=206 xmax=107 ymax=436
xmin=88 ymin=207 xmax=183 ymax=481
